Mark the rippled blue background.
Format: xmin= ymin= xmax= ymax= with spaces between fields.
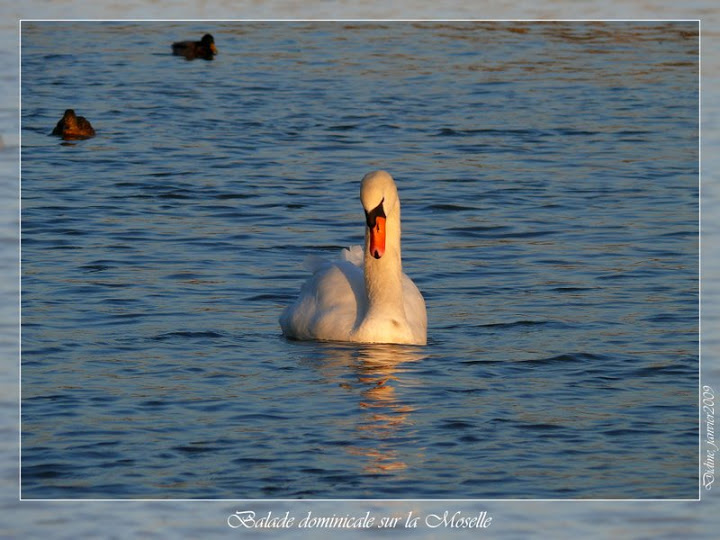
xmin=20 ymin=21 xmax=697 ymax=500
xmin=2 ymin=2 xmax=718 ymax=538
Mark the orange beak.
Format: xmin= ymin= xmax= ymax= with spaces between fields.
xmin=369 ymin=216 xmax=386 ymax=259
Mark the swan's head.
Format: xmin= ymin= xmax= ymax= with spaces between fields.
xmin=361 ymin=170 xmax=399 ymax=260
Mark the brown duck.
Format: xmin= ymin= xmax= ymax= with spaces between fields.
xmin=51 ymin=109 xmax=95 ymax=140
xmin=172 ymin=33 xmax=218 ymax=60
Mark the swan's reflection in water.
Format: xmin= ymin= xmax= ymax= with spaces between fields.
xmin=312 ymin=343 xmax=427 ymax=475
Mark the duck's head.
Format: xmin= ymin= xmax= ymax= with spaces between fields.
xmin=201 ymin=34 xmax=218 ymax=54
xmin=59 ymin=109 xmax=79 ymax=130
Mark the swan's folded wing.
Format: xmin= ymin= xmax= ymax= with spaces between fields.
xmin=303 ymin=254 xmax=331 ymax=273
xmin=341 ymin=245 xmax=364 ymax=267
xmin=304 ymin=245 xmax=362 ymax=274
xmin=280 ymin=261 xmax=364 ymax=341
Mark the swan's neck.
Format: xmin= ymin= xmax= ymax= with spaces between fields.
xmin=363 ymin=208 xmax=405 ymax=319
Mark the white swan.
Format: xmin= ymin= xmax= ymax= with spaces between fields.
xmin=280 ymin=170 xmax=427 ymax=345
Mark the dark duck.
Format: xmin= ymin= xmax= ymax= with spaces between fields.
xmin=172 ymin=33 xmax=218 ymax=60
xmin=51 ymin=109 xmax=95 ymax=140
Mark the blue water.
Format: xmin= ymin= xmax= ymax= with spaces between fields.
xmin=20 ymin=21 xmax=698 ymax=499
